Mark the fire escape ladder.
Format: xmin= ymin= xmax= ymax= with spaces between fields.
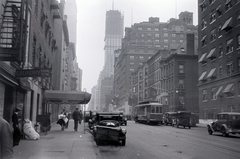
xmin=0 ymin=0 xmax=25 ymax=62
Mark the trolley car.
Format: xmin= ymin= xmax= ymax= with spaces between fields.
xmin=135 ymin=101 xmax=163 ymax=125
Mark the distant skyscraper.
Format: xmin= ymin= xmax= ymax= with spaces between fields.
xmin=104 ymin=10 xmax=124 ymax=77
xmin=64 ymin=0 xmax=77 ymax=45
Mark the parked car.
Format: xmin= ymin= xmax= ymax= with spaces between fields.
xmin=190 ymin=113 xmax=199 ymax=127
xmin=172 ymin=111 xmax=191 ymax=129
xmin=207 ymin=112 xmax=240 ymax=137
xmin=93 ymin=112 xmax=127 ymax=146
xmin=162 ymin=112 xmax=177 ymax=126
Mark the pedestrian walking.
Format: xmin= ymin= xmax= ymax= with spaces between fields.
xmin=57 ymin=108 xmax=69 ymax=131
xmin=12 ymin=107 xmax=22 ymax=146
xmin=79 ymin=110 xmax=83 ymax=124
xmin=72 ymin=107 xmax=82 ymax=131
xmin=0 ymin=117 xmax=13 ymax=159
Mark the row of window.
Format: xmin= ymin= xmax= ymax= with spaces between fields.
xmin=199 ymin=58 xmax=240 ymax=82
xmin=137 ymin=25 xmax=185 ymax=32
xmin=202 ymin=81 xmax=240 ymax=102
xmin=201 ymin=34 xmax=240 ymax=55
xmin=200 ymin=0 xmax=240 ymax=13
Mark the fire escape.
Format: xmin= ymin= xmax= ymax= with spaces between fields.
xmin=0 ymin=0 xmax=27 ymax=64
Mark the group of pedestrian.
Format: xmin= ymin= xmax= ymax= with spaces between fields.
xmin=57 ymin=108 xmax=69 ymax=131
xmin=57 ymin=107 xmax=83 ymax=132
xmin=0 ymin=107 xmax=22 ymax=159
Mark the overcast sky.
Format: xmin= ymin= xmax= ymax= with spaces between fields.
xmin=75 ymin=0 xmax=198 ymax=92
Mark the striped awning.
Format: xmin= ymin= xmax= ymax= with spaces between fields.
xmin=198 ymin=53 xmax=207 ymax=63
xmin=223 ymin=83 xmax=234 ymax=94
xmin=198 ymin=71 xmax=207 ymax=81
xmin=207 ymin=48 xmax=216 ymax=59
xmin=221 ymin=17 xmax=232 ymax=31
xmin=207 ymin=68 xmax=216 ymax=79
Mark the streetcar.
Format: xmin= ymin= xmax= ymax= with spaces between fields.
xmin=135 ymin=101 xmax=164 ymax=125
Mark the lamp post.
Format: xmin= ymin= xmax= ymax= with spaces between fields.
xmin=83 ymin=88 xmax=86 ymax=134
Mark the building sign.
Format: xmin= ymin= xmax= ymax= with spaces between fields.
xmin=16 ymin=68 xmax=52 ymax=77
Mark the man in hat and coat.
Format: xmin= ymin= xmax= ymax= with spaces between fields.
xmin=12 ymin=107 xmax=22 ymax=146
xmin=72 ymin=107 xmax=82 ymax=131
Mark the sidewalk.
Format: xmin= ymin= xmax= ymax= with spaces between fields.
xmin=13 ymin=119 xmax=102 ymax=159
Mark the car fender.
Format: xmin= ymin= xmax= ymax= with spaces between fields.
xmin=221 ymin=124 xmax=229 ymax=132
xmin=207 ymin=124 xmax=214 ymax=131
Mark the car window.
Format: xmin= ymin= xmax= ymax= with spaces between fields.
xmin=229 ymin=115 xmax=240 ymax=120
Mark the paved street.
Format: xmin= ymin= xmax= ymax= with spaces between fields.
xmin=99 ymin=121 xmax=240 ymax=159
xmin=13 ymin=120 xmax=240 ymax=159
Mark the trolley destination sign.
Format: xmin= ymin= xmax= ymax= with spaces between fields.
xmin=16 ymin=68 xmax=52 ymax=77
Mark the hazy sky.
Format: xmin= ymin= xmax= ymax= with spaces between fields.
xmin=76 ymin=0 xmax=198 ymax=92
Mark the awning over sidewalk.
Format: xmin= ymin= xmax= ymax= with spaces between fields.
xmin=44 ymin=90 xmax=91 ymax=104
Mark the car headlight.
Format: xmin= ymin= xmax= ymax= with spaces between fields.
xmin=121 ymin=128 xmax=127 ymax=134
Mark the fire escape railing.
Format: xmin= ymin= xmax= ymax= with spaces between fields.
xmin=0 ymin=0 xmax=27 ymax=63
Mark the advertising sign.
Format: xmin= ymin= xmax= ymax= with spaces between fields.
xmin=16 ymin=68 xmax=52 ymax=77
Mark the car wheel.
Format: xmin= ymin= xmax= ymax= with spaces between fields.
xmin=188 ymin=126 xmax=191 ymax=129
xmin=221 ymin=127 xmax=228 ymax=137
xmin=207 ymin=126 xmax=213 ymax=135
xmin=122 ymin=139 xmax=126 ymax=146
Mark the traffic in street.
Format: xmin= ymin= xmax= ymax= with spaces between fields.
xmin=97 ymin=121 xmax=240 ymax=159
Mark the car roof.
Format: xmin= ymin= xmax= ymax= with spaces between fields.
xmin=177 ymin=111 xmax=191 ymax=113
xmin=97 ymin=112 xmax=121 ymax=116
xmin=165 ymin=112 xmax=177 ymax=114
xmin=217 ymin=112 xmax=240 ymax=115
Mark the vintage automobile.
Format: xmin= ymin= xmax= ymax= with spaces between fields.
xmin=207 ymin=112 xmax=240 ymax=137
xmin=190 ymin=113 xmax=199 ymax=127
xmin=162 ymin=112 xmax=177 ymax=126
xmin=93 ymin=112 xmax=127 ymax=146
xmin=172 ymin=111 xmax=191 ymax=129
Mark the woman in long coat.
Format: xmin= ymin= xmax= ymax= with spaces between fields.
xmin=12 ymin=107 xmax=22 ymax=146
